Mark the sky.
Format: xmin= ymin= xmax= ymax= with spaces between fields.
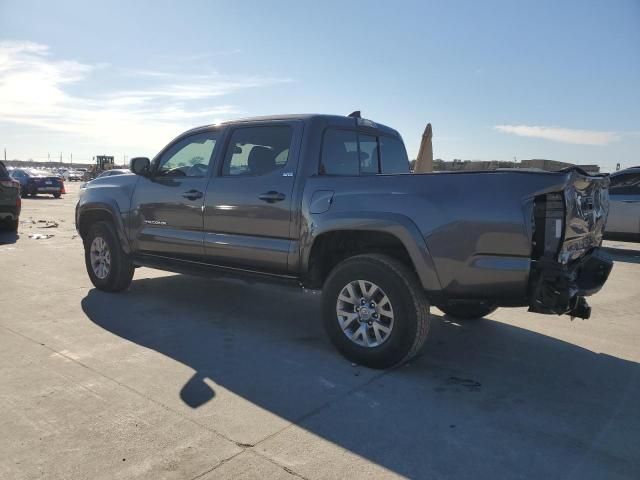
xmin=0 ymin=0 xmax=638 ymax=172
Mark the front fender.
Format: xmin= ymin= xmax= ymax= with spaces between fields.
xmin=302 ymin=211 xmax=443 ymax=293
xmin=76 ymin=199 xmax=131 ymax=254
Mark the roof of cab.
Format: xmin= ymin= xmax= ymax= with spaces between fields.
xmin=184 ymin=113 xmax=400 ymax=137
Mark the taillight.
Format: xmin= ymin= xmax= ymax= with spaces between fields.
xmin=61 ymin=180 xmax=66 ymax=194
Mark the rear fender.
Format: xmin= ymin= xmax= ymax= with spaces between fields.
xmin=302 ymin=212 xmax=443 ymax=294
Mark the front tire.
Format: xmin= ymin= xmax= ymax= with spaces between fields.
xmin=84 ymin=221 xmax=134 ymax=292
xmin=322 ymin=254 xmax=430 ymax=369
xmin=437 ymin=302 xmax=498 ymax=320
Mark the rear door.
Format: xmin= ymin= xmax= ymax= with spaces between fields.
xmin=202 ymin=122 xmax=302 ymax=273
xmin=607 ymin=172 xmax=640 ymax=235
xmin=130 ymin=130 xmax=219 ymax=258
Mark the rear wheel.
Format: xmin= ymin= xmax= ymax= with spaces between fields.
xmin=10 ymin=218 xmax=18 ymax=232
xmin=53 ymin=193 xmax=61 ymax=198
xmin=84 ymin=221 xmax=134 ymax=292
xmin=437 ymin=302 xmax=498 ymax=320
xmin=322 ymin=254 xmax=430 ymax=369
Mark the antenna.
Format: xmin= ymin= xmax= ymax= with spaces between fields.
xmin=348 ymin=111 xmax=361 ymax=118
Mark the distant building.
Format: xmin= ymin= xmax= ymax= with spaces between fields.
xmin=431 ymin=158 xmax=600 ymax=173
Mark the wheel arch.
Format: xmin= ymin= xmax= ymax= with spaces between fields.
xmin=301 ymin=212 xmax=443 ymax=295
xmin=77 ymin=201 xmax=131 ymax=254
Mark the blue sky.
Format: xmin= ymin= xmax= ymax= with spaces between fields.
xmin=0 ymin=0 xmax=638 ymax=171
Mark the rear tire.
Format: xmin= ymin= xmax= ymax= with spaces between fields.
xmin=322 ymin=254 xmax=430 ymax=369
xmin=437 ymin=302 xmax=498 ymax=320
xmin=10 ymin=218 xmax=18 ymax=232
xmin=53 ymin=193 xmax=61 ymax=198
xmin=84 ymin=221 xmax=134 ymax=292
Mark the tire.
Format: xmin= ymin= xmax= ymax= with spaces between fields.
xmin=53 ymin=193 xmax=61 ymax=198
xmin=9 ymin=218 xmax=18 ymax=232
xmin=20 ymin=188 xmax=28 ymax=198
xmin=322 ymin=254 xmax=430 ymax=369
xmin=84 ymin=221 xmax=134 ymax=292
xmin=437 ymin=302 xmax=498 ymax=320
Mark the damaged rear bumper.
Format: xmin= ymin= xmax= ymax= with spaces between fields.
xmin=528 ymin=248 xmax=613 ymax=319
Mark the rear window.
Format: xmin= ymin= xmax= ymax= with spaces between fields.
xmin=320 ymin=129 xmax=409 ymax=175
xmin=379 ymin=136 xmax=410 ymax=174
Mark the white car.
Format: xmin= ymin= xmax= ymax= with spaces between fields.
xmin=605 ymin=167 xmax=640 ymax=241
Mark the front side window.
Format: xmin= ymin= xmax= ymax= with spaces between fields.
xmin=157 ymin=131 xmax=218 ymax=177
xmin=222 ymin=126 xmax=293 ymax=176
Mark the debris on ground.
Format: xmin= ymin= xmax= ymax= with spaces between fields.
xmin=37 ymin=220 xmax=59 ymax=228
xmin=28 ymin=233 xmax=55 ymax=240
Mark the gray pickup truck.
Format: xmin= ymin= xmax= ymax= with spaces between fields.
xmin=76 ymin=113 xmax=613 ymax=368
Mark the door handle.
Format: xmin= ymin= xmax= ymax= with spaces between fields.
xmin=182 ymin=189 xmax=203 ymax=200
xmin=258 ymin=191 xmax=286 ymax=203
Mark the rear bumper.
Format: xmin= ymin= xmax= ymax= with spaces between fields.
xmin=34 ymin=187 xmax=62 ymax=193
xmin=0 ymin=205 xmax=20 ymax=221
xmin=528 ymin=247 xmax=613 ymax=319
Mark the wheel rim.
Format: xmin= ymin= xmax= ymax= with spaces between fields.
xmin=90 ymin=236 xmax=111 ymax=280
xmin=336 ymin=280 xmax=394 ymax=348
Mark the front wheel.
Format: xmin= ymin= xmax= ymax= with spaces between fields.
xmin=437 ymin=302 xmax=498 ymax=320
xmin=84 ymin=221 xmax=134 ymax=292
xmin=322 ymin=254 xmax=430 ymax=369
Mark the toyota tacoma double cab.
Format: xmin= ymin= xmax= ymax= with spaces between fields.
xmin=76 ymin=113 xmax=613 ymax=368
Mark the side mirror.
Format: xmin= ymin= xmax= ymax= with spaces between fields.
xmin=130 ymin=157 xmax=151 ymax=176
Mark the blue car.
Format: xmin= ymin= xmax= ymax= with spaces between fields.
xmin=10 ymin=168 xmax=65 ymax=198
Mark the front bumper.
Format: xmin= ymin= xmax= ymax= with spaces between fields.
xmin=528 ymin=247 xmax=613 ymax=319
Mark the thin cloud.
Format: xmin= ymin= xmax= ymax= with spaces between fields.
xmin=494 ymin=125 xmax=620 ymax=146
xmin=0 ymin=40 xmax=288 ymax=153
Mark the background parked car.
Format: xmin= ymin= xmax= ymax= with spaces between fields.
xmin=10 ymin=168 xmax=65 ymax=198
xmin=0 ymin=161 xmax=21 ymax=231
xmin=605 ymin=167 xmax=640 ymax=242
xmin=79 ymin=169 xmax=131 ymax=189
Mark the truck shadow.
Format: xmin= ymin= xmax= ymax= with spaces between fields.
xmin=81 ymin=274 xmax=639 ymax=479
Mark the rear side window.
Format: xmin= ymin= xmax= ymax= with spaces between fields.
xmin=321 ymin=129 xmax=409 ymax=175
xmin=359 ymin=134 xmax=379 ymax=175
xmin=222 ymin=126 xmax=293 ymax=176
xmin=320 ymin=129 xmax=359 ymax=175
xmin=379 ymin=136 xmax=410 ymax=174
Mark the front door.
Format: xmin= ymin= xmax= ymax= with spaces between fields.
xmin=130 ymin=130 xmax=219 ymax=258
xmin=202 ymin=122 xmax=302 ymax=273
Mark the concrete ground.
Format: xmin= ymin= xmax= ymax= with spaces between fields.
xmin=1 ymin=182 xmax=639 ymax=480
